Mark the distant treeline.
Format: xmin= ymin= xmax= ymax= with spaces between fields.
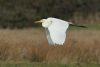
xmin=0 ymin=0 xmax=100 ymax=29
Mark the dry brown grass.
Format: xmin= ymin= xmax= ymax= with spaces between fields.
xmin=0 ymin=28 xmax=99 ymax=64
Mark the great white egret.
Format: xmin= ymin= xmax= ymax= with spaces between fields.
xmin=35 ymin=17 xmax=86 ymax=45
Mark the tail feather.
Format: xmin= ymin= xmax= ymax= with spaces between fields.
xmin=70 ymin=24 xmax=87 ymax=28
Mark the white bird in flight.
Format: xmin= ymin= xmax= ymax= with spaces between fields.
xmin=35 ymin=17 xmax=86 ymax=45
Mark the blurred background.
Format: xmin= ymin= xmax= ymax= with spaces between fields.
xmin=0 ymin=0 xmax=100 ymax=66
xmin=0 ymin=0 xmax=100 ymax=29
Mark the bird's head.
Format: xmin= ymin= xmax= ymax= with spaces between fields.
xmin=35 ymin=18 xmax=52 ymax=28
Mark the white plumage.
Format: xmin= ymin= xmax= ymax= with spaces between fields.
xmin=47 ymin=18 xmax=69 ymax=45
xmin=35 ymin=17 xmax=86 ymax=45
xmin=35 ymin=17 xmax=70 ymax=45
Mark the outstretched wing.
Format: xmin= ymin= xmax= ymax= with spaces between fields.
xmin=45 ymin=28 xmax=54 ymax=45
xmin=48 ymin=18 xmax=69 ymax=45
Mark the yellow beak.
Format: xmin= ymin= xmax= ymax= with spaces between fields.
xmin=35 ymin=20 xmax=42 ymax=23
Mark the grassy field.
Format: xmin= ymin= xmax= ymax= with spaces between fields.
xmin=0 ymin=62 xmax=100 ymax=67
xmin=0 ymin=63 xmax=100 ymax=67
xmin=0 ymin=24 xmax=99 ymax=66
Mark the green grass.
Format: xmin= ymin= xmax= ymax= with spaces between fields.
xmin=85 ymin=23 xmax=100 ymax=30
xmin=0 ymin=63 xmax=66 ymax=67
xmin=0 ymin=63 xmax=99 ymax=67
